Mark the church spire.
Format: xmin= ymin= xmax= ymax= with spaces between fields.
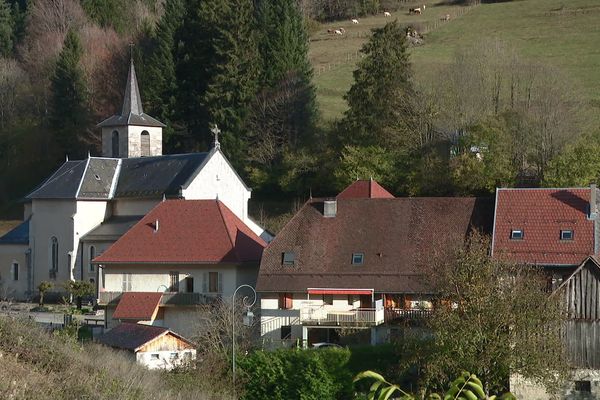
xmin=121 ymin=56 xmax=144 ymax=116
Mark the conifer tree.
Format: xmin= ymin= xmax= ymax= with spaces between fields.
xmin=175 ymin=0 xmax=259 ymax=164
xmin=141 ymin=0 xmax=184 ymax=150
xmin=0 ymin=0 xmax=13 ymax=57
xmin=49 ymin=29 xmax=90 ymax=158
xmin=247 ymin=0 xmax=317 ymax=192
xmin=338 ymin=21 xmax=417 ymax=150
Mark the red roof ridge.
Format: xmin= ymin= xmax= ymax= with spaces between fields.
xmin=216 ymin=200 xmax=240 ymax=260
xmin=337 ymin=179 xmax=394 ymax=199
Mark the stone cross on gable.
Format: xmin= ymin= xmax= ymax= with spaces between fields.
xmin=211 ymin=124 xmax=221 ymax=150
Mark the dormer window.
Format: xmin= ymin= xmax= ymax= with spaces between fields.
xmin=510 ymin=229 xmax=523 ymax=240
xmin=352 ymin=253 xmax=364 ymax=265
xmin=560 ymin=230 xmax=573 ymax=241
xmin=282 ymin=252 xmax=295 ymax=266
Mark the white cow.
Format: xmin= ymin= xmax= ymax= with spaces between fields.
xmin=352 ymin=18 xmax=359 ymax=24
xmin=384 ymin=11 xmax=391 ymax=17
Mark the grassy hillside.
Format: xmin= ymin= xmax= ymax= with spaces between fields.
xmin=311 ymin=0 xmax=600 ymax=122
xmin=0 ymin=317 xmax=217 ymax=400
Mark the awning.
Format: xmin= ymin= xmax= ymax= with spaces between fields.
xmin=307 ymin=288 xmax=373 ymax=295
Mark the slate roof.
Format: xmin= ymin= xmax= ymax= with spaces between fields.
xmin=26 ymin=152 xmax=212 ymax=200
xmin=79 ymin=158 xmax=120 ymax=198
xmin=81 ymin=215 xmax=143 ymax=242
xmin=94 ymin=200 xmax=266 ymax=264
xmin=96 ymin=323 xmax=194 ymax=352
xmin=337 ymin=179 xmax=394 ymax=199
xmin=112 ymin=292 xmax=162 ymax=320
xmin=492 ymin=188 xmax=595 ymax=266
xmin=114 ymin=153 xmax=209 ymax=198
xmin=0 ymin=220 xmax=29 ymax=245
xmin=26 ymin=160 xmax=87 ymax=199
xmin=256 ymin=195 xmax=493 ymax=294
xmin=97 ymin=59 xmax=165 ymax=128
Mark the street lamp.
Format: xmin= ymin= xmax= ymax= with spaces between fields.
xmin=232 ymin=284 xmax=257 ymax=393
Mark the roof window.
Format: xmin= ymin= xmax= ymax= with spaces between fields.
xmin=282 ymin=252 xmax=295 ymax=266
xmin=510 ymin=229 xmax=523 ymax=240
xmin=560 ymin=230 xmax=573 ymax=241
xmin=352 ymin=253 xmax=364 ymax=265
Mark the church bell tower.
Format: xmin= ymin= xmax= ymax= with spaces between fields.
xmin=97 ymin=58 xmax=165 ymax=158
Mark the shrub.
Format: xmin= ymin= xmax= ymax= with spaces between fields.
xmin=238 ymin=348 xmax=353 ymax=400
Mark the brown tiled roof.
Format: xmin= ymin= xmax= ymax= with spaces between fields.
xmin=96 ymin=323 xmax=194 ymax=352
xmin=94 ymin=200 xmax=266 ymax=264
xmin=257 ymin=197 xmax=493 ymax=294
xmin=112 ymin=292 xmax=162 ymax=320
xmin=337 ymin=179 xmax=394 ymax=199
xmin=492 ymin=188 xmax=595 ymax=266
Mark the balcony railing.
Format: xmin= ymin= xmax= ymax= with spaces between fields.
xmin=299 ymin=303 xmax=385 ymax=326
xmin=384 ymin=308 xmax=432 ymax=322
xmin=98 ymin=291 xmax=215 ymax=306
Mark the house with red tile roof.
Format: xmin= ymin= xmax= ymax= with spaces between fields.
xmin=256 ymin=180 xmax=494 ymax=347
xmin=492 ymin=186 xmax=598 ymax=288
xmin=95 ymin=199 xmax=267 ymax=337
xmin=336 ymin=179 xmax=395 ymax=199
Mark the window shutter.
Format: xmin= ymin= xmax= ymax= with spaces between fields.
xmin=218 ymin=272 xmax=223 ymax=294
xmin=202 ymin=272 xmax=208 ymax=293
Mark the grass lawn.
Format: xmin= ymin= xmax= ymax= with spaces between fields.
xmin=311 ymin=0 xmax=600 ymax=123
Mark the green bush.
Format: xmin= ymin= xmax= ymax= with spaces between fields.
xmin=238 ymin=348 xmax=353 ymax=400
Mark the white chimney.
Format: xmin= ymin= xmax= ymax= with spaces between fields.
xmin=154 ymin=219 xmax=159 ymax=232
xmin=323 ymin=200 xmax=337 ymax=218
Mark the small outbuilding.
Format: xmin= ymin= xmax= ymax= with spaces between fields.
xmin=97 ymin=323 xmax=196 ymax=370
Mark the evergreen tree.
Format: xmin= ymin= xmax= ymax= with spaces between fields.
xmin=175 ymin=0 xmax=259 ymax=164
xmin=247 ymin=0 xmax=318 ymax=193
xmin=49 ymin=29 xmax=90 ymax=158
xmin=338 ymin=21 xmax=416 ymax=150
xmin=141 ymin=0 xmax=184 ymax=150
xmin=0 ymin=0 xmax=13 ymax=57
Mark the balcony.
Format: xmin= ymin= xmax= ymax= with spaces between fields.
xmin=384 ymin=308 xmax=432 ymax=323
xmin=299 ymin=303 xmax=385 ymax=327
xmin=98 ymin=291 xmax=214 ymax=306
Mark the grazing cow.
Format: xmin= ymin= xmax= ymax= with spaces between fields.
xmin=441 ymin=14 xmax=450 ymax=21
xmin=334 ymin=29 xmax=343 ymax=35
xmin=327 ymin=28 xmax=334 ymax=34
xmin=339 ymin=27 xmax=346 ymax=33
xmin=384 ymin=11 xmax=391 ymax=17
xmin=409 ymin=7 xmax=421 ymax=14
xmin=352 ymin=18 xmax=359 ymax=24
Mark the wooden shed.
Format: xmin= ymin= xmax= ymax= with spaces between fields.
xmin=97 ymin=323 xmax=196 ymax=370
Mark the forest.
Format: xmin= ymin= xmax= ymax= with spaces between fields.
xmin=0 ymin=0 xmax=598 ymax=219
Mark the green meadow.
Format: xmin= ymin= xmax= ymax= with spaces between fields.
xmin=311 ymin=0 xmax=600 ymax=123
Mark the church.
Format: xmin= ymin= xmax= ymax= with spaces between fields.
xmin=0 ymin=59 xmax=270 ymax=301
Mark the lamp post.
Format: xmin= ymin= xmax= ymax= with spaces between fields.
xmin=232 ymin=284 xmax=257 ymax=394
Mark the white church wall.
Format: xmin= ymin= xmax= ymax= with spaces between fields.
xmin=80 ymin=241 xmax=111 ymax=286
xmin=112 ymin=199 xmax=160 ymax=216
xmin=72 ymin=201 xmax=109 ymax=281
xmin=30 ymin=199 xmax=76 ymax=291
xmin=0 ymin=244 xmax=29 ymax=300
xmin=181 ymin=151 xmax=254 ymax=230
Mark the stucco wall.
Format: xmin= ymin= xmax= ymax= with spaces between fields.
xmin=0 ymin=244 xmax=29 ymax=300
xmin=136 ymin=349 xmax=196 ymax=370
xmin=101 ymin=126 xmax=162 ymax=158
xmin=30 ymin=199 xmax=76 ymax=289
xmin=112 ymin=199 xmax=160 ymax=216
xmin=72 ymin=201 xmax=109 ymax=281
xmin=101 ymin=263 xmax=252 ymax=297
xmin=511 ymin=370 xmax=600 ymax=399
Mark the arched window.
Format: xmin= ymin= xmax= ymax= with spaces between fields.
xmin=89 ymin=246 xmax=95 ymax=272
xmin=141 ymin=130 xmax=150 ymax=157
xmin=50 ymin=237 xmax=58 ymax=272
xmin=111 ymin=130 xmax=119 ymax=158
